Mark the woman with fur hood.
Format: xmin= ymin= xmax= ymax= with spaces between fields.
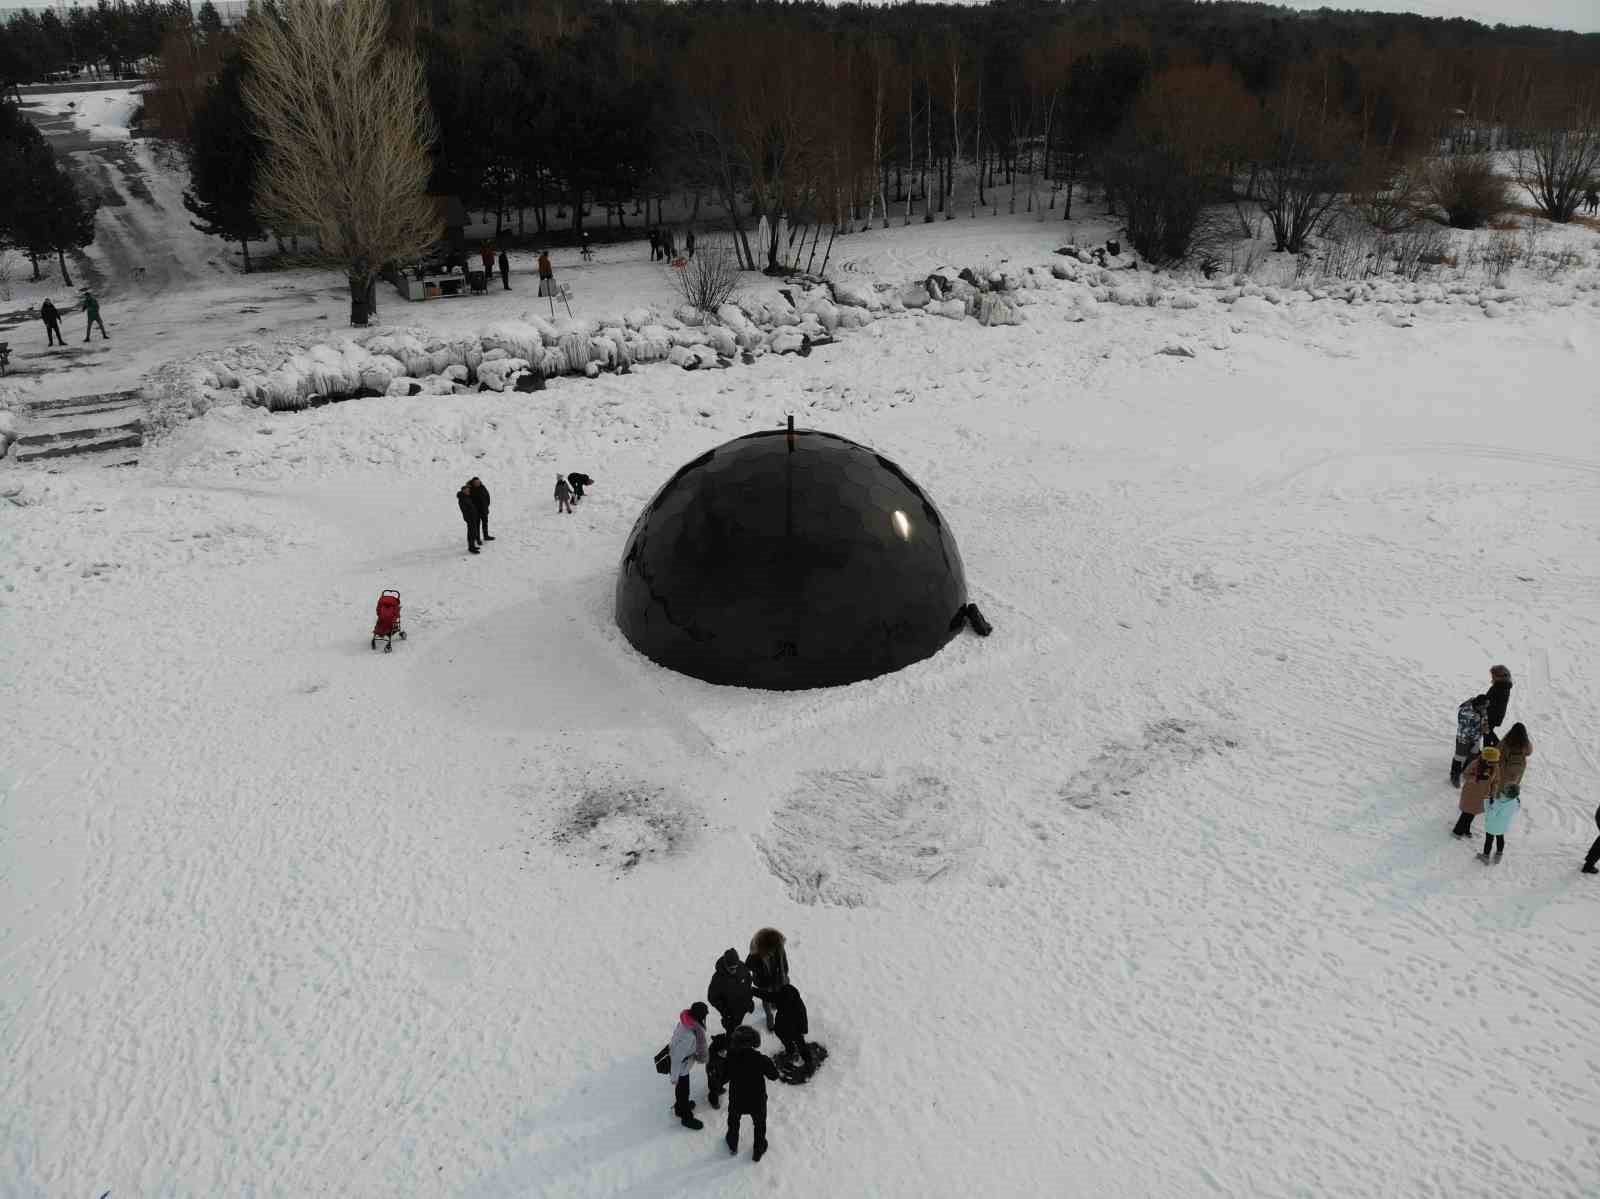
xmin=1453 ymin=746 xmax=1501 ymax=839
xmin=746 ymin=928 xmax=789 ymax=1030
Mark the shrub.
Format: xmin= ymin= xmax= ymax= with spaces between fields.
xmin=672 ymin=238 xmax=742 ymax=316
xmin=1349 ymin=159 xmax=1421 ymax=234
xmin=1423 ymin=155 xmax=1512 ymax=229
xmin=1103 ymin=144 xmax=1207 ymax=265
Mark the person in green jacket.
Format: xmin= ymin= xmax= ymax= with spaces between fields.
xmin=81 ymin=290 xmax=108 ymax=341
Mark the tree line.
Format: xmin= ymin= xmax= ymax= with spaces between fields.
xmin=5 ymin=0 xmax=1600 ymax=313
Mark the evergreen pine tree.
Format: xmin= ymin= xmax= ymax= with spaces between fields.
xmin=197 ymin=1 xmax=223 ymax=37
xmin=182 ymin=53 xmax=266 ymax=272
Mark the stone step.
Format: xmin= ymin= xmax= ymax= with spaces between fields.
xmin=14 ymin=430 xmax=143 ymax=463
xmin=15 ymin=416 xmax=144 ymax=448
xmin=27 ymin=389 xmax=144 ymax=413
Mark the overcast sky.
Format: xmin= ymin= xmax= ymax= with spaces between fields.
xmin=1256 ymin=0 xmax=1599 ymax=34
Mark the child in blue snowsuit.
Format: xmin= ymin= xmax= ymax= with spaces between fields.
xmin=1479 ymin=787 xmax=1520 ymax=864
xmin=1450 ymin=694 xmax=1487 ymax=787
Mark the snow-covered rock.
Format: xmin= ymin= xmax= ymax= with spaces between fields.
xmin=477 ymin=358 xmax=531 ymax=391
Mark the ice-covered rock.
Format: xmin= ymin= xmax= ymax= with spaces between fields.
xmin=976 ymin=293 xmax=1022 ymax=326
xmin=769 ymin=328 xmax=806 ymax=354
xmin=1157 ymin=343 xmax=1196 ymax=358
xmin=478 ymin=358 xmax=531 ymax=391
xmin=899 ymin=283 xmax=931 ymax=308
xmin=704 ymin=325 xmax=738 ymax=357
xmin=829 ymin=278 xmax=879 ymax=310
xmin=928 ymin=299 xmax=967 ymax=320
xmin=385 ymin=376 xmax=423 ymax=397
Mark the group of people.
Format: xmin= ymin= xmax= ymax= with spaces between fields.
xmin=665 ymin=928 xmax=816 ymax=1163
xmin=35 ymin=291 xmax=107 ymax=346
xmin=1445 ymin=663 xmax=1596 ymax=870
xmin=648 ymin=227 xmax=694 ymax=262
xmin=454 ymin=472 xmax=592 ymax=552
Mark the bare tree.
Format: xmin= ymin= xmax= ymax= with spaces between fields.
xmin=673 ymin=238 xmax=742 ymax=316
xmin=1516 ymin=104 xmax=1600 ymax=224
xmin=242 ymin=0 xmax=440 ymax=326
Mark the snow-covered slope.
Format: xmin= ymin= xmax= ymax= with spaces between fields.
xmin=3 ymin=212 xmax=1599 ymax=1198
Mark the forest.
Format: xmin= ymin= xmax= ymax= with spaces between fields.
xmin=5 ymin=0 xmax=1600 ymax=280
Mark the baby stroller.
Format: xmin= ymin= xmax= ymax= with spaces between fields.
xmin=371 ymin=589 xmax=406 ymax=652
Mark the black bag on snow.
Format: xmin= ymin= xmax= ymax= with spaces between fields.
xmin=654 ymin=1044 xmax=672 ymax=1075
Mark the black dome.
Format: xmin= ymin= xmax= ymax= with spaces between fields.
xmin=615 ymin=428 xmax=969 ymax=690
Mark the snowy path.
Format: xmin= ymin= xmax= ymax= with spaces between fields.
xmin=4 ymin=233 xmax=1600 ymax=1197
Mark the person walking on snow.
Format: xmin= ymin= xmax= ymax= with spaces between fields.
xmin=1453 ymin=746 xmax=1500 ymax=839
xmin=723 ymin=1024 xmax=779 ymax=1161
xmin=1450 ymin=694 xmax=1488 ymax=787
xmin=707 ymin=947 xmax=755 ymax=1032
xmin=537 ymin=251 xmax=554 ymax=298
xmin=566 ymin=472 xmax=592 ymax=504
xmin=40 ymin=298 xmax=64 ymax=347
xmin=554 ymin=474 xmax=573 ymax=514
xmin=1482 ymin=665 xmax=1513 ymax=746
xmin=497 ymin=248 xmax=510 ymax=290
xmin=772 ymin=983 xmax=813 ymax=1073
xmin=1479 ymin=783 xmax=1520 ymax=864
xmin=479 ymin=242 xmax=495 ymax=280
xmin=457 ymin=483 xmax=481 ymax=554
xmin=1581 ymin=805 xmax=1600 ymax=874
xmin=686 ymin=229 xmax=696 ymax=259
xmin=668 ymin=1002 xmax=710 ymax=1130
xmin=81 ymin=290 xmax=108 ymax=341
xmin=648 ymin=228 xmax=661 ymax=261
xmin=467 ymin=477 xmax=493 ymax=541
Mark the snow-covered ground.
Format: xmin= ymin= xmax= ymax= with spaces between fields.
xmin=4 ymin=199 xmax=1600 ymax=1198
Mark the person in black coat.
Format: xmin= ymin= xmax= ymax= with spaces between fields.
xmin=566 ymin=472 xmax=593 ymax=503
xmin=1482 ymin=665 xmax=1513 ymax=745
xmin=467 ymin=477 xmax=493 ymax=540
xmin=723 ymin=1025 xmax=779 ymax=1161
xmin=707 ymin=948 xmax=754 ymax=1032
xmin=457 ymin=484 xmax=481 ymax=553
xmin=497 ymin=249 xmax=510 ymax=290
xmin=40 ymin=298 xmax=64 ymax=347
xmin=771 ymin=983 xmax=812 ymax=1071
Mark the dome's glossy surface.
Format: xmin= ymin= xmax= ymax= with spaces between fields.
xmin=615 ymin=428 xmax=969 ymax=690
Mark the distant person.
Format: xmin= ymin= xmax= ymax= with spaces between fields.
xmin=537 ymin=251 xmax=554 ymax=298
xmin=1582 ymin=805 xmax=1599 ymax=874
xmin=664 ymin=228 xmax=677 ymax=260
xmin=649 ymin=228 xmax=661 ymax=261
xmin=1482 ymin=665 xmax=1513 ymax=746
xmin=1496 ymin=722 xmax=1531 ymax=801
xmin=554 ymin=473 xmax=573 ymax=514
xmin=686 ymin=229 xmax=696 ymax=259
xmin=467 ymin=477 xmax=493 ymax=541
xmin=39 ymin=298 xmax=64 ymax=347
xmin=580 ymin=230 xmax=593 ymax=261
xmin=457 ymin=483 xmax=481 ymax=554
xmin=566 ymin=472 xmax=593 ymax=504
xmin=771 ymin=983 xmax=813 ymax=1073
xmin=667 ymin=1002 xmax=710 ymax=1130
xmin=745 ymin=928 xmax=789 ymax=1031
xmin=1453 ymin=746 xmax=1500 ymax=839
xmin=80 ymin=290 xmax=108 ymax=341
xmin=497 ymin=248 xmax=510 ymax=291
xmin=479 ymin=242 xmax=495 ymax=279
xmin=707 ymin=947 xmax=754 ymax=1032
xmin=722 ymin=1025 xmax=779 ymax=1162
xmin=1586 ymin=187 xmax=1599 ymax=216
xmin=1450 ymin=694 xmax=1488 ymax=787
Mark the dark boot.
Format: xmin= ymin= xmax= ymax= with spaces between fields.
xmin=752 ymin=1141 xmax=767 ymax=1162
xmin=679 ymin=1112 xmax=703 ymax=1130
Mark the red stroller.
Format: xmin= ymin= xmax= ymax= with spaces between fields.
xmin=371 ymin=589 xmax=407 ymax=652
